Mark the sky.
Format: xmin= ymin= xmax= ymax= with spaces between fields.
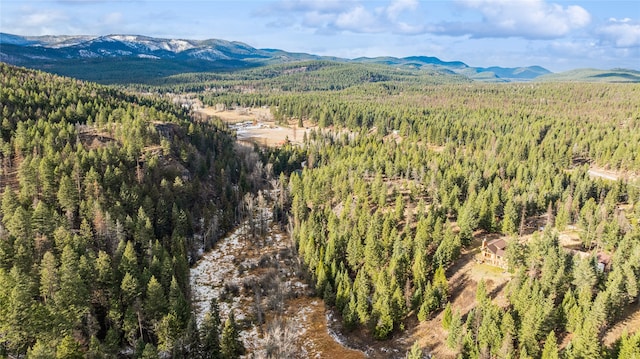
xmin=0 ymin=0 xmax=638 ymax=72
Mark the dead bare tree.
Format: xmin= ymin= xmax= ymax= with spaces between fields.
xmin=244 ymin=192 xmax=256 ymax=240
xmin=253 ymin=282 xmax=264 ymax=333
xmin=258 ymin=318 xmax=299 ymax=359
xmin=257 ymin=190 xmax=267 ymax=240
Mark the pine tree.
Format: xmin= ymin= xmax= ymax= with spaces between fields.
xmin=617 ymin=331 xmax=640 ymax=359
xmin=94 ymin=250 xmax=113 ymax=308
xmin=32 ymin=201 xmax=54 ymax=237
xmin=144 ymin=275 xmax=167 ymax=323
xmin=1 ymin=186 xmax=19 ymax=226
xmin=457 ymin=200 xmax=478 ymax=245
xmin=57 ymin=174 xmax=79 ymax=222
xmin=169 ymin=276 xmax=189 ymax=327
xmin=418 ymin=282 xmax=438 ymax=321
xmin=201 ymin=298 xmax=222 ymax=359
xmin=8 ymin=207 xmax=34 ymax=271
xmin=86 ymin=336 xmax=105 ymax=359
xmin=442 ymin=302 xmax=453 ymax=330
xmin=39 ymin=251 xmax=58 ymax=304
xmin=571 ymin=315 xmax=602 ymax=359
xmin=157 ymin=312 xmax=180 ymax=354
xmin=141 ymin=343 xmax=160 ymax=359
xmin=120 ymin=272 xmax=140 ymax=306
xmin=499 ymin=311 xmax=516 ymax=358
xmin=119 ymin=240 xmax=138 ymax=278
xmin=572 ymin=256 xmax=597 ymax=293
xmin=3 ymin=266 xmax=37 ymax=355
xmin=183 ymin=316 xmax=201 ymax=358
xmin=555 ymin=201 xmax=569 ymax=231
xmin=446 ymin=309 xmax=462 ymax=349
xmin=391 ymin=282 xmax=407 ymax=325
xmin=433 ymin=265 xmax=449 ymax=301
xmin=28 ymin=339 xmax=56 ymax=358
xmin=405 ymin=341 xmax=423 ymax=359
xmin=220 ymin=312 xmax=245 ymax=359
xmin=354 ymin=270 xmax=371 ymax=325
xmin=502 ymin=198 xmax=518 ymax=235
xmin=541 ymin=331 xmax=559 ymax=359
xmin=342 ymin=293 xmax=359 ymax=330
xmin=56 ymin=335 xmax=84 ymax=359
xmin=57 ymin=244 xmax=89 ymax=329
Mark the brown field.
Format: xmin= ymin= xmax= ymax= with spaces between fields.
xmin=558 ymin=227 xmax=583 ymax=250
xmin=588 ymin=167 xmax=640 ymax=182
xmin=196 ymin=106 xmax=272 ymax=123
xmin=195 ymin=106 xmax=316 ymax=146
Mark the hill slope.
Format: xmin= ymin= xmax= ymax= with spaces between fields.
xmin=536 ymin=68 xmax=640 ymax=82
xmin=0 ymin=63 xmax=251 ymax=356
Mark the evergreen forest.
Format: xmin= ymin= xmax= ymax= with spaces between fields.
xmin=0 ymin=63 xmax=255 ymax=357
xmin=0 ymin=60 xmax=639 ymax=358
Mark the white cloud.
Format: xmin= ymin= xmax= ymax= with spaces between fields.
xmin=545 ymin=39 xmax=639 ymax=70
xmin=436 ymin=0 xmax=591 ymax=39
xmin=608 ymin=17 xmax=632 ymax=23
xmin=23 ymin=10 xmax=68 ymax=27
xmin=261 ymin=0 xmax=425 ymax=34
xmin=597 ymin=18 xmax=640 ymax=47
xmin=260 ymin=0 xmax=592 ymax=38
xmin=335 ymin=6 xmax=380 ymax=32
xmin=302 ymin=11 xmax=334 ymax=28
xmin=102 ymin=12 xmax=123 ymax=26
xmin=261 ymin=0 xmax=355 ymax=15
xmin=2 ymin=7 xmax=72 ymax=35
xmin=386 ymin=0 xmax=418 ymax=20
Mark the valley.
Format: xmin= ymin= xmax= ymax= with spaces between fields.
xmin=189 ymin=191 xmax=366 ymax=358
xmin=0 ymin=36 xmax=639 ymax=358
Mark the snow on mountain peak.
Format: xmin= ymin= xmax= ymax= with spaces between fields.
xmin=168 ymin=39 xmax=196 ymax=52
xmin=105 ymin=35 xmax=197 ymax=53
xmin=109 ymin=35 xmax=138 ymax=42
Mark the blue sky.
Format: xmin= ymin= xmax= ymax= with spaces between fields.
xmin=1 ymin=0 xmax=638 ymax=71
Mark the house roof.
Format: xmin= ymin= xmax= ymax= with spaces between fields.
xmin=568 ymin=250 xmax=612 ymax=265
xmin=485 ymin=238 xmax=507 ymax=257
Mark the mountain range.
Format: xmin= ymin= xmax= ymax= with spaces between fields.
xmin=1 ymin=33 xmax=637 ymax=84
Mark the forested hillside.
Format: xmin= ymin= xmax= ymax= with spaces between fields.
xmin=1 ymin=58 xmax=639 ymax=359
xmin=134 ymin=60 xmax=467 ymax=93
xmin=256 ymin=81 xmax=640 ymax=357
xmin=0 ymin=64 xmax=252 ymax=357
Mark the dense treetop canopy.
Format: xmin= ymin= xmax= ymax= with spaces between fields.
xmin=1 ymin=60 xmax=639 ymax=358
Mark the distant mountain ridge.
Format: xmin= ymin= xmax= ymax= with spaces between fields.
xmin=535 ymin=68 xmax=640 ymax=83
xmin=0 ymin=33 xmax=270 ymax=61
xmin=0 ymin=32 xmax=556 ymax=83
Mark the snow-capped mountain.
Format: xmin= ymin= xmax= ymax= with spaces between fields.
xmin=0 ymin=33 xmax=273 ymax=62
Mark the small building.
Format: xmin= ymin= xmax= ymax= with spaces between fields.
xmin=480 ymin=238 xmax=508 ymax=269
xmin=596 ymin=252 xmax=612 ymax=272
xmin=569 ymin=250 xmax=612 ymax=273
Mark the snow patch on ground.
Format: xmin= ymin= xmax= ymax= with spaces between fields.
xmin=190 ymin=190 xmax=358 ymax=357
xmin=190 ymin=194 xmax=297 ymax=353
xmin=190 ymin=225 xmax=248 ymax=325
xmin=79 ymin=50 xmax=99 ymax=58
xmin=138 ymin=54 xmax=160 ymax=59
xmin=326 ymin=311 xmax=352 ymax=349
